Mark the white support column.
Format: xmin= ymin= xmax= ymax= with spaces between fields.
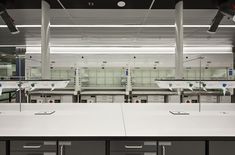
xmin=175 ymin=0 xmax=184 ymax=79
xmin=41 ymin=0 xmax=51 ymax=79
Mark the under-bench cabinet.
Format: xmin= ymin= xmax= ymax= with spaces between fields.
xmin=110 ymin=141 xmax=205 ymax=155
xmin=209 ymin=141 xmax=235 ymax=155
xmin=0 ymin=141 xmax=6 ymax=155
xmin=58 ymin=141 xmax=106 ymax=155
xmin=10 ymin=141 xmax=57 ymax=155
xmin=2 ymin=140 xmax=235 ymax=155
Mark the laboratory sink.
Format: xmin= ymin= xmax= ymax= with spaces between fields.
xmin=169 ymin=111 xmax=190 ymax=115
xmin=167 ymin=110 xmax=235 ymax=116
xmin=34 ymin=111 xmax=56 ymax=115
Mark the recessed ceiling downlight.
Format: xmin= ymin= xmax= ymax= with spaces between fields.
xmin=117 ymin=1 xmax=126 ymax=7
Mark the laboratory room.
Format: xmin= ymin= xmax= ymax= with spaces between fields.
xmin=0 ymin=0 xmax=235 ymax=154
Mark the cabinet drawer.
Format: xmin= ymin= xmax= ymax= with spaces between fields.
xmin=11 ymin=141 xmax=56 ymax=151
xmin=58 ymin=141 xmax=106 ymax=155
xmin=209 ymin=141 xmax=235 ymax=155
xmin=0 ymin=141 xmax=6 ymax=155
xmin=110 ymin=141 xmax=157 ymax=152
xmin=111 ymin=152 xmax=157 ymax=155
xmin=158 ymin=141 xmax=205 ymax=155
xmin=10 ymin=152 xmax=56 ymax=155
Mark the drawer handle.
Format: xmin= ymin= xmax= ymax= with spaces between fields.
xmin=125 ymin=145 xmax=143 ymax=149
xmin=23 ymin=145 xmax=42 ymax=149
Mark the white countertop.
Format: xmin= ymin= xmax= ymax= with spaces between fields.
xmin=0 ymin=104 xmax=125 ymax=137
xmin=122 ymin=104 xmax=235 ymax=137
xmin=0 ymin=103 xmax=235 ymax=137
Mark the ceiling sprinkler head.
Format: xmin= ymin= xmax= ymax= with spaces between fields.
xmin=117 ymin=1 xmax=126 ymax=7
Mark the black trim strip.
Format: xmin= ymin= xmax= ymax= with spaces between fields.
xmin=205 ymin=140 xmax=209 ymax=155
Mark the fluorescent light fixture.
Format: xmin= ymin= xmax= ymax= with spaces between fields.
xmin=186 ymin=51 xmax=232 ymax=54
xmin=184 ymin=47 xmax=232 ymax=54
xmin=25 ymin=46 xmax=233 ymax=54
xmin=0 ymin=25 xmax=40 ymax=28
xmin=27 ymin=47 xmax=175 ymax=54
xmin=0 ymin=44 xmax=233 ymax=48
xmin=0 ymin=24 xmax=234 ymax=28
xmin=50 ymin=25 xmax=176 ymax=28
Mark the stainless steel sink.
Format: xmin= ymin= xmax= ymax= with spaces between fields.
xmin=169 ymin=111 xmax=190 ymax=115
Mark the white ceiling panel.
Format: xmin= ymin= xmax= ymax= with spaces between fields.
xmin=0 ymin=9 xmax=234 ymax=47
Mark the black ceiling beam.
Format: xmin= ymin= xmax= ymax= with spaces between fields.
xmin=3 ymin=0 xmax=217 ymax=9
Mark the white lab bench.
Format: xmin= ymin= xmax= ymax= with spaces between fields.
xmin=0 ymin=103 xmax=235 ymax=137
xmin=1 ymin=103 xmax=235 ymax=155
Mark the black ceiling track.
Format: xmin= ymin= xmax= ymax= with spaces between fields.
xmin=1 ymin=0 xmax=218 ymax=9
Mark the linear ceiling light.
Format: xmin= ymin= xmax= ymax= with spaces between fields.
xmin=25 ymin=47 xmax=233 ymax=55
xmin=0 ymin=25 xmax=234 ymax=28
xmin=0 ymin=45 xmax=234 ymax=48
xmin=26 ymin=47 xmax=175 ymax=55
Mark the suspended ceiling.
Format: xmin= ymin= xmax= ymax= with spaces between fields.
xmin=0 ymin=9 xmax=234 ymax=47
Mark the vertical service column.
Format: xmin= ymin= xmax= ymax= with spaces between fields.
xmin=175 ymin=0 xmax=184 ymax=102
xmin=41 ymin=0 xmax=51 ymax=79
xmin=175 ymin=0 xmax=184 ymax=79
